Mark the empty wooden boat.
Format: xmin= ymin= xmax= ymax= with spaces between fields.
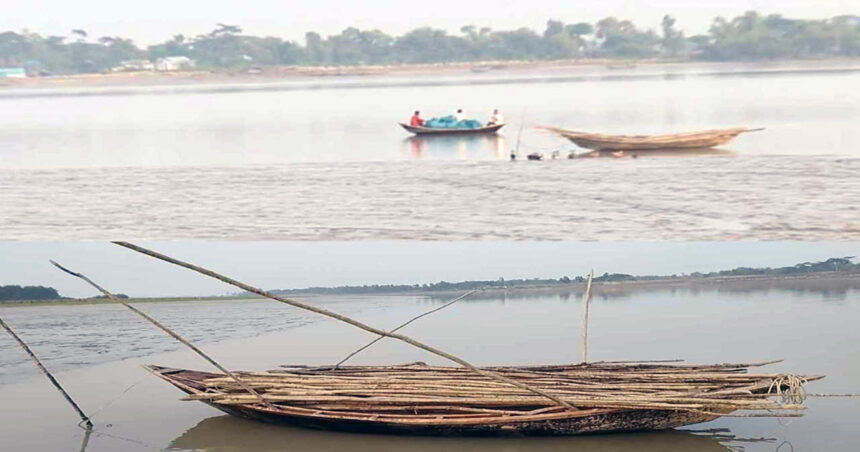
xmin=542 ymin=126 xmax=762 ymax=151
xmin=147 ymin=360 xmax=819 ymax=436
xmin=400 ymin=123 xmax=505 ymax=136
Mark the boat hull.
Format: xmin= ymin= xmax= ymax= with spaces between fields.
xmin=543 ymin=127 xmax=759 ymax=151
xmin=147 ymin=365 xmax=718 ymax=437
xmin=205 ymin=401 xmax=718 ymax=436
xmin=400 ymin=123 xmax=505 ymax=136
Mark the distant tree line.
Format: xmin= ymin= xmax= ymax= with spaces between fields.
xmin=0 ymin=285 xmax=134 ymax=302
xmin=0 ymin=285 xmax=60 ymax=301
xmin=687 ymin=257 xmax=858 ymax=278
xmin=269 ymin=257 xmax=859 ymax=295
xmin=1 ymin=12 xmax=859 ymax=75
xmin=271 ymin=276 xmax=588 ymax=296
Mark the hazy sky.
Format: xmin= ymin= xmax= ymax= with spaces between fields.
xmin=0 ymin=241 xmax=856 ymax=298
xmin=5 ymin=1 xmax=856 ymax=45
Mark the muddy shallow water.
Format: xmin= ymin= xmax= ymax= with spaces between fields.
xmin=3 ymin=156 xmax=859 ymax=240
xmin=1 ymin=280 xmax=858 ymax=451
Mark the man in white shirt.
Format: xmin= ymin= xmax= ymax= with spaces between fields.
xmin=454 ymin=109 xmax=465 ymax=121
xmin=489 ymin=109 xmax=504 ymax=125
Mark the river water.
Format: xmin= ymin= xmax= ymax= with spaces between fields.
xmin=1 ymin=63 xmax=859 ymax=240
xmin=1 ymin=279 xmax=858 ymax=451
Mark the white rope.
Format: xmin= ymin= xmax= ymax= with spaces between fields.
xmin=80 ymin=376 xmax=147 ymax=423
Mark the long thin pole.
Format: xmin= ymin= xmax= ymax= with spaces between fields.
xmin=50 ymin=260 xmax=276 ymax=410
xmin=112 ymin=241 xmax=575 ymax=410
xmin=0 ymin=316 xmax=93 ymax=428
xmin=581 ymin=270 xmax=594 ymax=364
xmin=334 ymin=288 xmax=479 ymax=368
xmin=78 ymin=426 xmax=92 ymax=452
xmin=514 ymin=107 xmax=527 ymax=157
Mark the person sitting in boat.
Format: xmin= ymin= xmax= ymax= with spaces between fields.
xmin=454 ymin=109 xmax=465 ymax=122
xmin=409 ymin=111 xmax=424 ymax=127
xmin=488 ymin=109 xmax=504 ymax=126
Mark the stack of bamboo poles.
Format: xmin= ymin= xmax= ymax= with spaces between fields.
xmin=185 ymin=361 xmax=821 ymax=419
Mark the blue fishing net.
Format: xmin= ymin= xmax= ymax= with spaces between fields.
xmin=424 ymin=115 xmax=483 ymax=129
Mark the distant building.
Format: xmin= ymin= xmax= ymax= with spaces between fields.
xmin=111 ymin=59 xmax=156 ymax=72
xmin=0 ymin=68 xmax=26 ymax=78
xmin=155 ymin=56 xmax=194 ymax=71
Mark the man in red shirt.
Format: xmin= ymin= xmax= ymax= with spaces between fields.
xmin=410 ymin=110 xmax=424 ymax=127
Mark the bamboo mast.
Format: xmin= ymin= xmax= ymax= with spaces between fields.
xmin=581 ymin=270 xmax=594 ymax=364
xmin=50 ymin=260 xmax=276 ymax=410
xmin=0 ymin=316 xmax=93 ymax=428
xmin=112 ymin=241 xmax=576 ymax=410
xmin=334 ymin=288 xmax=479 ymax=368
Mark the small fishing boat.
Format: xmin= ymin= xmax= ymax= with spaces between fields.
xmin=147 ymin=360 xmax=819 ymax=437
xmin=400 ymin=123 xmax=505 ymax=136
xmin=542 ymin=126 xmax=762 ymax=151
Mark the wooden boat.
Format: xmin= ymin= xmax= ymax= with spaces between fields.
xmin=542 ymin=126 xmax=762 ymax=151
xmin=400 ymin=123 xmax=505 ymax=136
xmin=147 ymin=360 xmax=819 ymax=436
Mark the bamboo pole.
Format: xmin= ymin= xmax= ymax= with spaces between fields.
xmin=581 ymin=270 xmax=594 ymax=364
xmin=112 ymin=241 xmax=576 ymax=410
xmin=334 ymin=288 xmax=479 ymax=368
xmin=78 ymin=426 xmax=92 ymax=452
xmin=513 ymin=108 xmax=527 ymax=158
xmin=50 ymin=260 xmax=276 ymax=410
xmin=0 ymin=316 xmax=93 ymax=428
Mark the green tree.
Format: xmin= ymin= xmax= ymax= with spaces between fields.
xmin=595 ymin=17 xmax=659 ymax=58
xmin=2 ymin=13 xmax=859 ymax=73
xmin=393 ymin=28 xmax=468 ymax=63
xmin=191 ymin=24 xmax=247 ymax=67
xmin=304 ymin=31 xmax=326 ymax=64
xmin=0 ymin=285 xmax=61 ymax=301
xmin=660 ymin=15 xmax=686 ymax=57
xmin=148 ymin=34 xmax=190 ymax=59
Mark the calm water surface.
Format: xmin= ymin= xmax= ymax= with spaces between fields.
xmin=0 ymin=280 xmax=858 ymax=451
xmin=3 ymin=63 xmax=860 ymax=167
xmin=1 ymin=64 xmax=859 ymax=239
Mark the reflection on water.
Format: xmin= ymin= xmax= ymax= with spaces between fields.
xmin=401 ymin=133 xmax=740 ymax=161
xmin=405 ymin=134 xmax=507 ymax=159
xmin=577 ymin=148 xmax=736 ymax=159
xmin=168 ymin=415 xmax=733 ymax=452
xmin=2 ymin=65 xmax=860 ymax=169
xmin=424 ymin=275 xmax=860 ymax=304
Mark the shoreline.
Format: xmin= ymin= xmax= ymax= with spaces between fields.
xmin=3 ymin=270 xmax=857 ymax=307
xmin=2 ymin=58 xmax=859 ymax=93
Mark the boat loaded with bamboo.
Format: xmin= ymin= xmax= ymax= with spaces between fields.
xmin=2 ymin=242 xmax=826 ymax=439
xmin=149 ymin=360 xmax=820 ymax=436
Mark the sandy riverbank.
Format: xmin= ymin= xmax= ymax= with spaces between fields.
xmin=2 ymin=58 xmax=859 ymax=91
